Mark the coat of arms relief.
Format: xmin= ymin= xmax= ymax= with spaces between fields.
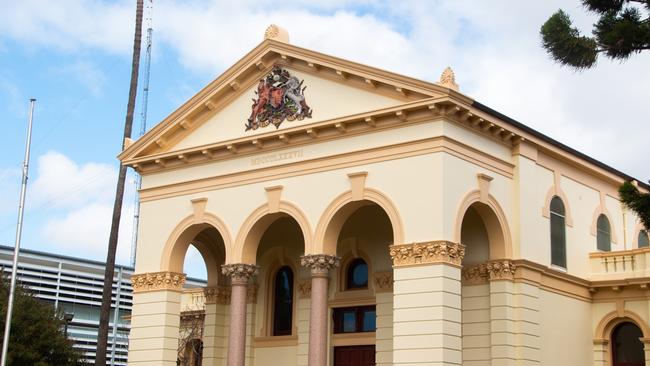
xmin=245 ymin=66 xmax=312 ymax=131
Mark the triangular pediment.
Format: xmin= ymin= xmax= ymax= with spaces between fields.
xmin=119 ymin=39 xmax=459 ymax=164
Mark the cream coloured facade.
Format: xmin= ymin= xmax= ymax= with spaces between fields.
xmin=121 ymin=26 xmax=650 ymax=366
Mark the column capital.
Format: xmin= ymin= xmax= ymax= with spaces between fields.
xmin=389 ymin=241 xmax=465 ymax=267
xmin=462 ymin=260 xmax=518 ymax=284
xmin=300 ymin=254 xmax=340 ymax=276
xmin=221 ymin=263 xmax=258 ymax=285
xmin=131 ymin=271 xmax=186 ymax=293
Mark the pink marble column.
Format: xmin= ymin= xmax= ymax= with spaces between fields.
xmin=300 ymin=254 xmax=340 ymax=366
xmin=222 ymin=263 xmax=258 ymax=366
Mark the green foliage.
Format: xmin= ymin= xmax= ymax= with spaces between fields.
xmin=540 ymin=0 xmax=650 ymax=69
xmin=620 ymin=181 xmax=650 ymax=231
xmin=541 ymin=10 xmax=599 ymax=68
xmin=0 ymin=277 xmax=84 ymax=365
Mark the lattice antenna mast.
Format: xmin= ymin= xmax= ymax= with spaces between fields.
xmin=130 ymin=0 xmax=153 ymax=268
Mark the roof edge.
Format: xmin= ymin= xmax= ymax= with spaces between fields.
xmin=472 ymin=100 xmax=650 ymax=191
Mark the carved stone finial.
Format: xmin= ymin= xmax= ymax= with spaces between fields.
xmin=264 ymin=24 xmax=289 ymax=43
xmin=438 ymin=66 xmax=459 ymax=91
xmin=300 ymin=254 xmax=340 ymax=275
xmin=221 ymin=264 xmax=259 ymax=284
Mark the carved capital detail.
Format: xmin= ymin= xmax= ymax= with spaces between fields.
xmin=486 ymin=260 xmax=517 ymax=281
xmin=300 ymin=254 xmax=340 ymax=275
xmin=221 ymin=264 xmax=259 ymax=284
xmin=461 ymin=263 xmax=489 ymax=285
xmin=131 ymin=271 xmax=186 ymax=293
xmin=389 ymin=241 xmax=465 ymax=267
xmin=373 ymin=271 xmax=393 ymax=293
xmin=461 ymin=260 xmax=517 ymax=284
xmin=297 ymin=279 xmax=312 ymax=298
xmin=203 ymin=286 xmax=231 ymax=305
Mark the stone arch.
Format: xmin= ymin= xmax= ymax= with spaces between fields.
xmin=542 ymin=186 xmax=574 ymax=227
xmin=595 ymin=310 xmax=650 ymax=340
xmin=233 ymin=200 xmax=312 ymax=264
xmin=160 ymin=212 xmax=233 ymax=286
xmin=454 ymin=189 xmax=513 ymax=260
xmin=313 ymin=188 xmax=404 ymax=255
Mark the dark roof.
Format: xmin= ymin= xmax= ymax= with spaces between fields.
xmin=472 ymin=101 xmax=650 ymax=191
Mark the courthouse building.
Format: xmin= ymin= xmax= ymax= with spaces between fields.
xmin=121 ymin=26 xmax=650 ymax=366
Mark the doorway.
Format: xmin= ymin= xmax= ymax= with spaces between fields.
xmin=333 ymin=345 xmax=375 ymax=366
xmin=612 ymin=322 xmax=645 ymax=366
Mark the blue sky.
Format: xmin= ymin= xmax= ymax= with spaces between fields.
xmin=1 ymin=1 xmax=649 ymax=280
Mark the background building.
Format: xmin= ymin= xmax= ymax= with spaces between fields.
xmin=0 ymin=245 xmax=205 ymax=365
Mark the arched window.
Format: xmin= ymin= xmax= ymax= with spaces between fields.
xmin=612 ymin=322 xmax=645 ymax=366
xmin=639 ymin=230 xmax=650 ymax=248
xmin=346 ymin=258 xmax=368 ymax=290
xmin=597 ymin=214 xmax=611 ymax=252
xmin=550 ymin=196 xmax=567 ymax=268
xmin=273 ymin=266 xmax=293 ymax=336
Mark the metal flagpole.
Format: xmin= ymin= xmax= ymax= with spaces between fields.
xmin=1 ymin=99 xmax=36 ymax=366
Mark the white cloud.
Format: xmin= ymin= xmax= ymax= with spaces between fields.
xmin=0 ymin=0 xmax=134 ymax=54
xmin=56 ymin=61 xmax=108 ymax=97
xmin=29 ymin=151 xmax=116 ymax=210
xmin=41 ymin=202 xmax=134 ymax=265
xmin=184 ymin=245 xmax=207 ymax=280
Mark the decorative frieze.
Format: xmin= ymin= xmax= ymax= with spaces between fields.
xmin=373 ymin=271 xmax=393 ymax=293
xmin=461 ymin=260 xmax=517 ymax=284
xmin=300 ymin=254 xmax=340 ymax=275
xmin=221 ymin=263 xmax=259 ymax=284
xmin=203 ymin=286 xmax=231 ymax=305
xmin=131 ymin=271 xmax=186 ymax=293
xmin=297 ymin=279 xmax=312 ymax=298
xmin=389 ymin=241 xmax=465 ymax=267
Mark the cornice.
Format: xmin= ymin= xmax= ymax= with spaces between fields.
xmin=123 ymin=95 xmax=527 ymax=175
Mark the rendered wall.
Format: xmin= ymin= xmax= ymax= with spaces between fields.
xmin=539 ymin=289 xmax=592 ymax=366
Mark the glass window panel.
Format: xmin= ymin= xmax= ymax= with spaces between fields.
xmin=361 ymin=308 xmax=376 ymax=332
xmin=273 ymin=266 xmax=293 ymax=336
xmin=341 ymin=311 xmax=356 ymax=333
xmin=550 ymin=196 xmax=565 ymax=216
xmin=347 ymin=259 xmax=368 ymax=289
xmin=597 ymin=215 xmax=611 ymax=251
xmin=639 ymin=231 xmax=650 ymax=248
xmin=550 ymin=213 xmax=566 ymax=268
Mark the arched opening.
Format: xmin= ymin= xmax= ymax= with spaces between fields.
xmin=253 ymin=215 xmax=305 ymax=337
xmin=598 ymin=214 xmax=612 ymax=252
xmin=326 ymin=201 xmax=394 ymax=366
xmin=163 ymin=222 xmax=227 ymax=366
xmin=612 ymin=322 xmax=645 ymax=366
xmin=459 ymin=201 xmax=508 ymax=364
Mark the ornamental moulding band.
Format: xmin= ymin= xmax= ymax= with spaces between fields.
xmin=221 ymin=264 xmax=259 ymax=283
xmin=300 ymin=254 xmax=341 ymax=274
xmin=131 ymin=271 xmax=187 ymax=293
xmin=389 ymin=241 xmax=465 ymax=267
xmin=373 ymin=271 xmax=393 ymax=293
xmin=461 ymin=260 xmax=517 ymax=284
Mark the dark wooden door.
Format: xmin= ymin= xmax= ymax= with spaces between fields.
xmin=334 ymin=345 xmax=375 ymax=366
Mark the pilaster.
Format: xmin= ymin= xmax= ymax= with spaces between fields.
xmin=127 ymin=271 xmax=186 ymax=366
xmin=390 ymin=241 xmax=465 ymax=366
